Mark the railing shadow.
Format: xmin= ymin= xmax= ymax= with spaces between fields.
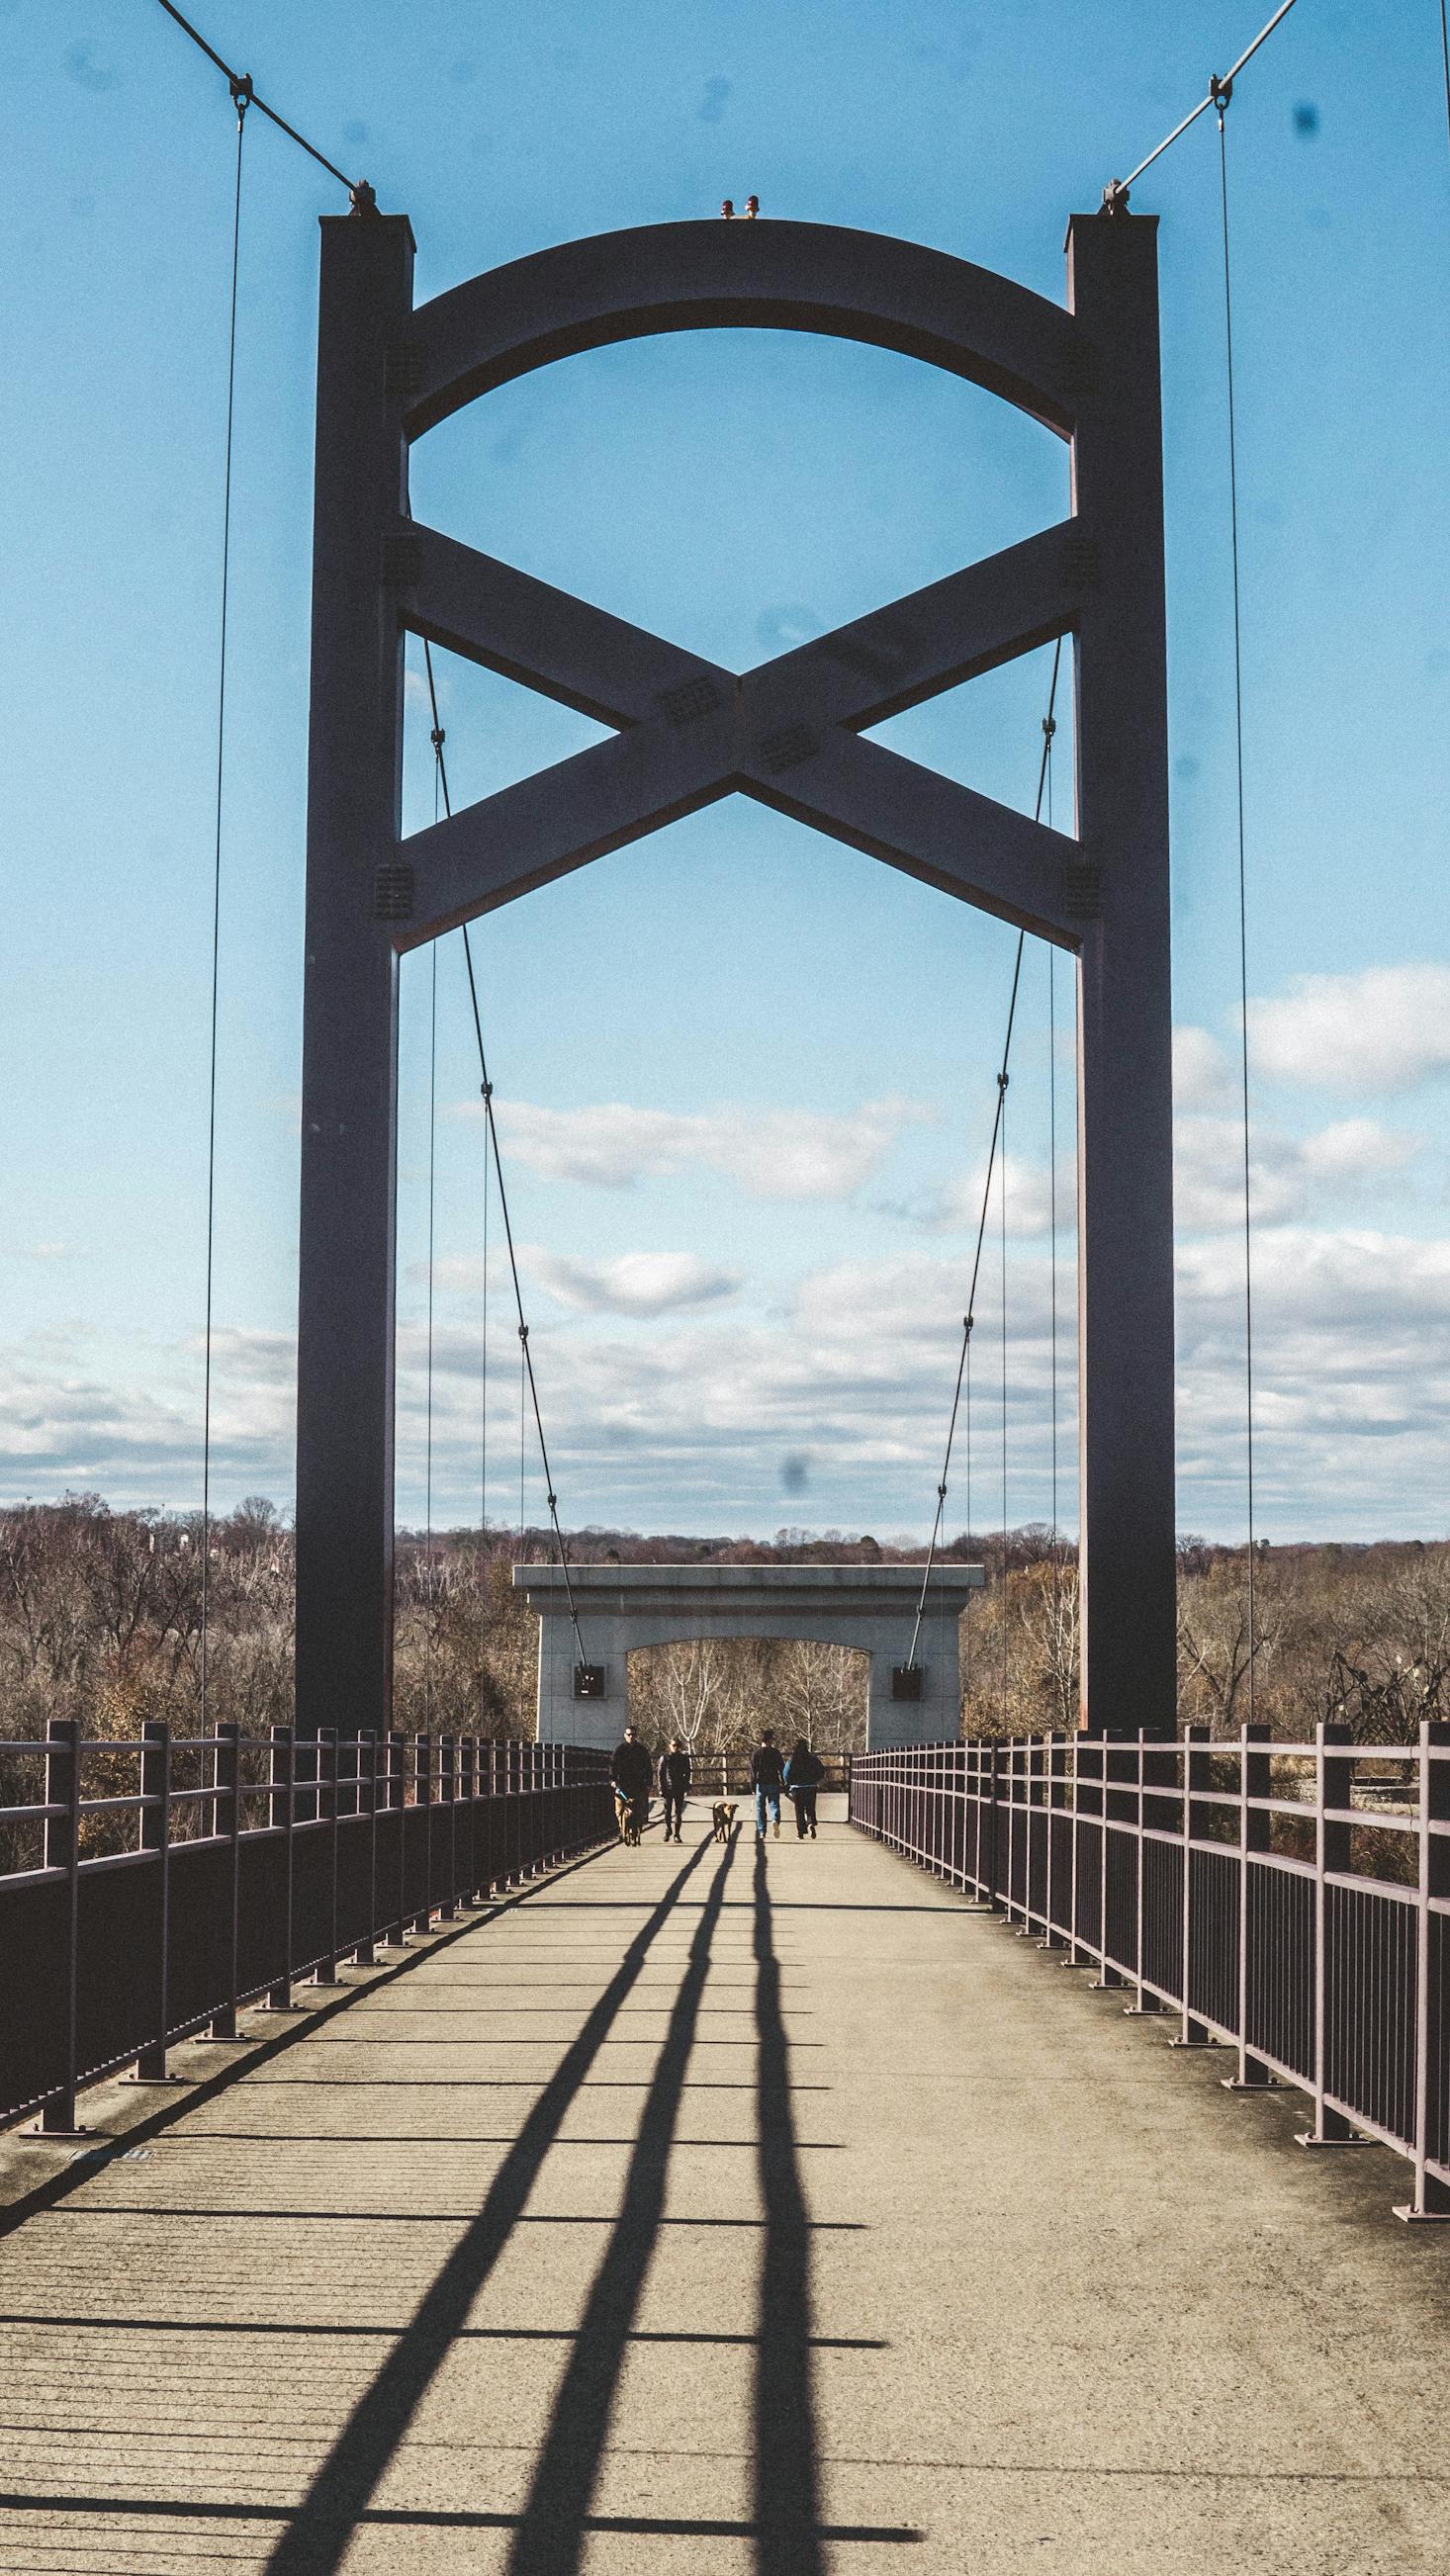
xmin=753 ymin=1830 xmax=825 ymax=2576
xmin=263 ymin=1834 xmax=715 ymax=2576
xmin=503 ymin=1832 xmax=739 ymax=2572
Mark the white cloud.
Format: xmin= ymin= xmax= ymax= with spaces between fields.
xmin=4 ymin=1242 xmax=75 ymax=1263
xmin=1174 ymin=1113 xmax=1419 ymax=1233
xmin=1173 ymin=1024 xmax=1233 ymax=1110
xmin=521 ymin=1248 xmax=743 ymax=1317
xmin=1247 ymin=964 xmax=1450 ymax=1096
xmin=466 ymin=1095 xmax=930 ymax=1201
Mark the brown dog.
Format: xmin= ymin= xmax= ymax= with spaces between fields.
xmin=711 ymin=1800 xmax=738 ymax=1844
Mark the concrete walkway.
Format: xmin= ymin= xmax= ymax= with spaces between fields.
xmin=3 ymin=1800 xmax=1450 ymax=2573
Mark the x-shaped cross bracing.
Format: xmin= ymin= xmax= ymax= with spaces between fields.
xmin=393 ymin=513 xmax=1091 ymax=953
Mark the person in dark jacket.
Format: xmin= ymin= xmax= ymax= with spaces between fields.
xmin=784 ymin=1737 xmax=824 ymax=1839
xmin=609 ymin=1725 xmax=654 ymax=1840
xmin=752 ymin=1730 xmax=785 ymax=1839
xmin=658 ymin=1736 xmax=691 ymax=1842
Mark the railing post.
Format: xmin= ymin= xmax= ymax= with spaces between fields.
xmin=38 ymin=1719 xmax=83 ymax=2134
xmin=413 ymin=1733 xmax=433 ymax=1932
xmin=1222 ymin=1724 xmax=1278 ymax=2090
xmin=209 ymin=1724 xmax=241 ymax=2039
xmin=134 ymin=1721 xmax=175 ymax=2080
xmin=1170 ymin=1725 xmax=1218 ymax=2046
xmin=266 ymin=1725 xmax=296 ymax=2008
xmin=352 ymin=1732 xmax=377 ymax=1966
xmin=313 ymin=1727 xmax=341 ymax=1984
xmin=388 ymin=1729 xmax=407 ymax=1943
xmin=1297 ymin=1721 xmax=1366 ymax=2151
xmin=1063 ymin=1730 xmax=1091 ymax=1966
xmin=459 ymin=1733 xmax=477 ymax=1903
xmin=1395 ymin=1720 xmax=1450 ymax=2222
xmin=438 ymin=1734 xmax=457 ymax=1919
xmin=986 ymin=1740 xmax=1001 ymax=1911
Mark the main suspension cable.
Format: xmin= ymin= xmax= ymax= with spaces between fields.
xmin=421 ymin=641 xmax=589 ymax=1666
xmin=1216 ymin=87 xmax=1260 ymax=1724
xmin=907 ymin=639 xmax=1063 ymax=1668
xmin=199 ymin=79 xmax=247 ymax=1728
xmin=1102 ymin=1 xmax=1298 ymax=205
xmin=153 ymin=1 xmax=370 ymax=204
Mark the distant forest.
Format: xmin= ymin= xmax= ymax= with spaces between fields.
xmin=0 ymin=1494 xmax=1446 ymax=1749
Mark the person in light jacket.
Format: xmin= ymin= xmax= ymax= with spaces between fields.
xmin=784 ymin=1737 xmax=824 ymax=1839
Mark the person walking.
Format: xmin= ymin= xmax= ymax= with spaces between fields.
xmin=609 ymin=1724 xmax=654 ymax=1842
xmin=752 ymin=1730 xmax=785 ymax=1839
xmin=784 ymin=1737 xmax=824 ymax=1839
xmin=659 ymin=1735 xmax=691 ymax=1842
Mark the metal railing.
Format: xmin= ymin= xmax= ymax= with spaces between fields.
xmin=851 ymin=1724 xmax=1450 ymax=2223
xmin=0 ymin=1724 xmax=614 ymax=2138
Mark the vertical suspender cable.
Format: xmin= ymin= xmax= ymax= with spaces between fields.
xmin=1215 ymin=79 xmax=1258 ymax=1722
xmin=999 ymin=1075 xmax=1009 ymax=1734
xmin=1045 ymin=709 xmax=1060 ymax=1575
xmin=421 ymin=643 xmax=587 ymax=1658
xmin=199 ymin=79 xmax=248 ymax=1728
xmin=481 ymin=1069 xmax=490 ymax=1540
xmin=423 ymin=935 xmax=437 ymax=1724
xmin=907 ymin=640 xmax=1062 ymax=1671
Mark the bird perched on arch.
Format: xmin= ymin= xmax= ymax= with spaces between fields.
xmin=720 ymin=194 xmax=760 ymax=219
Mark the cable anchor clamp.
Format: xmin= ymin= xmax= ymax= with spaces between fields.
xmin=1209 ymin=72 xmax=1232 ymax=121
xmin=430 ymin=726 xmax=446 ymax=752
xmin=229 ymin=71 xmax=253 ymax=120
xmin=997 ymin=1071 xmax=1010 ymax=1093
xmin=349 ymin=180 xmax=378 ymax=220
xmin=517 ymin=1324 xmax=529 ymax=1343
xmin=1100 ymin=178 xmax=1131 ymax=218
xmin=480 ymin=1080 xmax=493 ymax=1103
xmin=1042 ymin=714 xmax=1056 ymax=742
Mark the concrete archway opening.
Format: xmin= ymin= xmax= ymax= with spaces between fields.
xmin=514 ymin=1562 xmax=982 ymax=1749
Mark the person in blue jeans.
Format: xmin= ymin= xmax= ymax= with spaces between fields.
xmin=752 ymin=1730 xmax=785 ymax=1838
xmin=784 ymin=1737 xmax=824 ymax=1838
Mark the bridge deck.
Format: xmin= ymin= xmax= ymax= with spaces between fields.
xmin=3 ymin=1800 xmax=1449 ymax=2572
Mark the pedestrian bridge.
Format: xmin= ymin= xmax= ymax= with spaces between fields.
xmin=2 ymin=1751 xmax=1448 ymax=2572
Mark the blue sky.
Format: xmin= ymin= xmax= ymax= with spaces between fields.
xmin=3 ymin=1 xmax=1448 ymax=1542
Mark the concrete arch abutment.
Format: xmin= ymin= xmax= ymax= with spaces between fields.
xmin=515 ymin=1564 xmax=983 ymax=1751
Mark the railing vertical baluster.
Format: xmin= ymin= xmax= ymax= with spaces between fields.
xmin=1395 ymin=1721 xmax=1450 ymax=2222
xmin=439 ymin=1734 xmax=457 ymax=1919
xmin=353 ymin=1732 xmax=377 ymax=1967
xmin=1223 ymin=1724 xmax=1276 ymax=2088
xmin=413 ymin=1733 xmax=432 ymax=1933
xmin=314 ymin=1726 xmax=339 ymax=1985
xmin=1297 ymin=1721 xmax=1364 ymax=2152
xmin=39 ymin=1719 xmax=83 ymax=2134
xmin=267 ymin=1724 xmax=295 ymax=2009
xmin=459 ymin=1734 xmax=477 ymax=1904
xmin=210 ymin=1724 xmax=241 ymax=2039
xmin=135 ymin=1720 xmax=173 ymax=2079
xmin=1171 ymin=1727 xmax=1216 ymax=2047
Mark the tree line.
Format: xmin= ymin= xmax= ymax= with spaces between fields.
xmin=1 ymin=1494 xmax=1445 ymax=1750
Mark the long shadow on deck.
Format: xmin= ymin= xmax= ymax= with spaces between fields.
xmin=264 ymin=1836 xmax=716 ymax=2576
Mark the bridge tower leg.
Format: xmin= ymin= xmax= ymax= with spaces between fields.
xmin=1068 ymin=212 xmax=1176 ymax=1736
xmin=295 ymin=211 xmax=414 ymax=1738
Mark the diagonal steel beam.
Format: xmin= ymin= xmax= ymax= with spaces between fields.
xmin=398 ymin=698 xmax=737 ymax=947
xmin=399 ymin=520 xmax=728 ymax=730
xmin=741 ymin=519 xmax=1088 ymax=736
xmin=740 ymin=730 xmax=1080 ymax=947
xmin=399 ymin=519 xmax=1087 ymax=947
xmin=400 ymin=514 xmax=1085 ymax=743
